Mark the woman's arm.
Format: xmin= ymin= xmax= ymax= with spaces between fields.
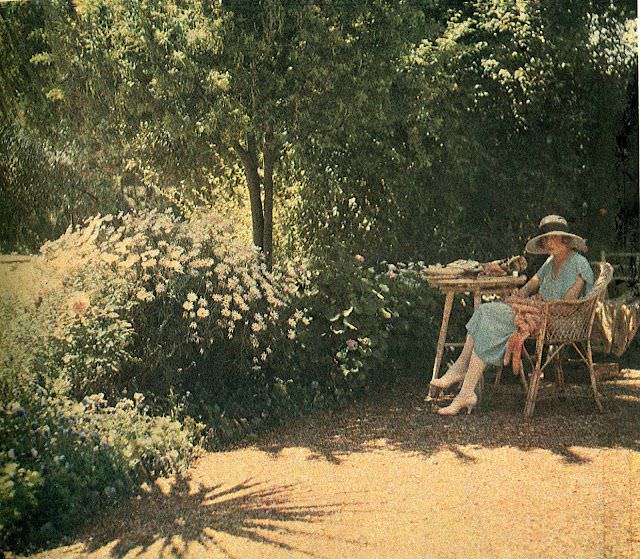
xmin=515 ymin=275 xmax=540 ymax=298
xmin=563 ymin=277 xmax=585 ymax=300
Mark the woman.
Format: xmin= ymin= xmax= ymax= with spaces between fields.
xmin=431 ymin=215 xmax=594 ymax=416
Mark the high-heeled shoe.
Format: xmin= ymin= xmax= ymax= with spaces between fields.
xmin=437 ymin=393 xmax=477 ymax=416
xmin=426 ymin=367 xmax=466 ymax=400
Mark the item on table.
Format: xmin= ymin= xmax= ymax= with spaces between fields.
xmin=423 ymin=263 xmax=465 ymax=277
xmin=424 ymin=259 xmax=482 ymax=278
xmin=481 ymin=255 xmax=528 ymax=277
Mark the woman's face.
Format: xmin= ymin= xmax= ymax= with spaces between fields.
xmin=543 ymin=234 xmax=569 ymax=255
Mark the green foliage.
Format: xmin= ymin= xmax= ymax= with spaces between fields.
xmin=291 ymin=0 xmax=637 ymax=264
xmin=298 ymin=247 xmax=442 ymax=400
xmin=0 ymin=373 xmax=195 ymax=551
xmin=0 ymin=124 xmax=114 ymax=253
xmin=0 ymin=2 xmax=636 ymax=550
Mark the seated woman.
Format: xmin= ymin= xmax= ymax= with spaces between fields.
xmin=431 ymin=215 xmax=594 ymax=416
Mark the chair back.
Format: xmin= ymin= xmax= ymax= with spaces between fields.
xmin=543 ymin=262 xmax=614 ymax=343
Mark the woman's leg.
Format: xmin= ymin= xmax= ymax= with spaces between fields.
xmin=430 ymin=335 xmax=475 ymax=390
xmin=437 ymin=349 xmax=486 ymax=415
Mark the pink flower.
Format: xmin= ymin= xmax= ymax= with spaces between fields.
xmin=386 ymin=270 xmax=397 ymax=279
xmin=346 ymin=339 xmax=358 ymax=350
xmin=70 ymin=293 xmax=90 ymax=315
xmin=354 ymin=254 xmax=365 ymax=264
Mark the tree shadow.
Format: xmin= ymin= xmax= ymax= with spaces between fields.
xmin=249 ymin=368 xmax=640 ymax=466
xmin=80 ymin=478 xmax=357 ymax=558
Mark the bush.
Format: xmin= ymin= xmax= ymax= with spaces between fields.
xmin=0 ymin=373 xmax=195 ymax=551
xmin=0 ymin=209 xmax=444 ymax=552
xmin=301 ymin=246 xmax=442 ymax=399
xmin=0 ymin=240 xmax=198 ymax=551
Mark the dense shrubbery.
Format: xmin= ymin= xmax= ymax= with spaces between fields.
xmin=0 ymin=209 xmax=439 ymax=551
xmin=0 ymin=296 xmax=195 ymax=551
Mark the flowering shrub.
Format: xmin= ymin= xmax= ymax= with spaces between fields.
xmin=300 ymin=246 xmax=443 ymax=404
xmin=0 ymin=208 xmax=445 ymax=552
xmin=4 ymin=208 xmax=318 ymax=444
xmin=0 ymin=370 xmax=195 ymax=551
xmin=32 ymin=209 xmax=313 ymax=400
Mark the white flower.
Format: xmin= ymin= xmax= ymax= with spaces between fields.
xmin=141 ymin=258 xmax=157 ymax=269
xmin=198 ymin=297 xmax=208 ymax=307
xmin=189 ymin=321 xmax=198 ymax=329
xmin=101 ymin=253 xmax=119 ymax=264
xmin=183 ymin=301 xmax=194 ymax=311
xmin=187 ymin=292 xmax=198 ymax=302
xmin=287 ymin=329 xmax=296 ymax=340
xmin=196 ymin=307 xmax=210 ymax=318
xmin=155 ymin=283 xmax=166 ymax=294
xmin=136 ymin=289 xmax=154 ymax=302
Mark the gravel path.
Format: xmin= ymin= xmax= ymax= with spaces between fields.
xmin=24 ymin=370 xmax=640 ymax=559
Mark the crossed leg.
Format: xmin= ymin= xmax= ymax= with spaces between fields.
xmin=429 ymin=334 xmax=476 ymax=392
xmin=438 ymin=349 xmax=487 ymax=415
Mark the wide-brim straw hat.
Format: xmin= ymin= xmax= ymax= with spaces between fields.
xmin=525 ymin=215 xmax=588 ymax=255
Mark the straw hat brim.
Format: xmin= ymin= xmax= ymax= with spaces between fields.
xmin=525 ymin=231 xmax=588 ymax=255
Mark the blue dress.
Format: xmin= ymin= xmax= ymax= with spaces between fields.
xmin=466 ymin=252 xmax=594 ymax=366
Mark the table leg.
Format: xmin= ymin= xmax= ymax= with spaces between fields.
xmin=431 ymin=291 xmax=454 ymax=382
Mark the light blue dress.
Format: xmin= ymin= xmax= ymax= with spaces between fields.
xmin=466 ymin=252 xmax=594 ymax=366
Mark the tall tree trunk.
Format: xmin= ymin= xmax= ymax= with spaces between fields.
xmin=233 ymin=136 xmax=264 ymax=253
xmin=263 ymin=135 xmax=276 ymax=271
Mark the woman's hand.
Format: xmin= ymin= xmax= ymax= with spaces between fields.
xmin=517 ymin=275 xmax=540 ymax=299
xmin=563 ymin=277 xmax=585 ymax=300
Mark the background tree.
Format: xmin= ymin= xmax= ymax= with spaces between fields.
xmin=5 ymin=0 xmax=424 ymax=267
xmin=290 ymin=0 xmax=637 ymax=265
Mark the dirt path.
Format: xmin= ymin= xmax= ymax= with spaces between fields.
xmin=26 ymin=371 xmax=640 ymax=559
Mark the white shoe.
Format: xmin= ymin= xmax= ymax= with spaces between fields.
xmin=437 ymin=393 xmax=478 ymax=416
xmin=427 ymin=367 xmax=466 ymax=399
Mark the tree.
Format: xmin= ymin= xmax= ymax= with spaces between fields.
xmin=5 ymin=0 xmax=424 ymax=267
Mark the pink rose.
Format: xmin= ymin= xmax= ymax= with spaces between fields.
xmin=346 ymin=339 xmax=358 ymax=350
xmin=71 ymin=298 xmax=90 ymax=315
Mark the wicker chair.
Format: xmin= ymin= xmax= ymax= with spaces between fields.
xmin=523 ymin=262 xmax=614 ymax=418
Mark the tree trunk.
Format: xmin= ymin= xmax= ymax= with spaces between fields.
xmin=263 ymin=135 xmax=276 ymax=271
xmin=233 ymin=136 xmax=264 ymax=253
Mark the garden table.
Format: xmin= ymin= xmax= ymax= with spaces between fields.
xmin=426 ymin=274 xmax=527 ymax=384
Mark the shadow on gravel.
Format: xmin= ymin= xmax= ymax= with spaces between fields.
xmin=81 ymin=478 xmax=343 ymax=558
xmin=249 ymin=368 xmax=640 ymax=465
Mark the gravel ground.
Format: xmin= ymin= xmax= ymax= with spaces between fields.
xmin=21 ymin=368 xmax=640 ymax=559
